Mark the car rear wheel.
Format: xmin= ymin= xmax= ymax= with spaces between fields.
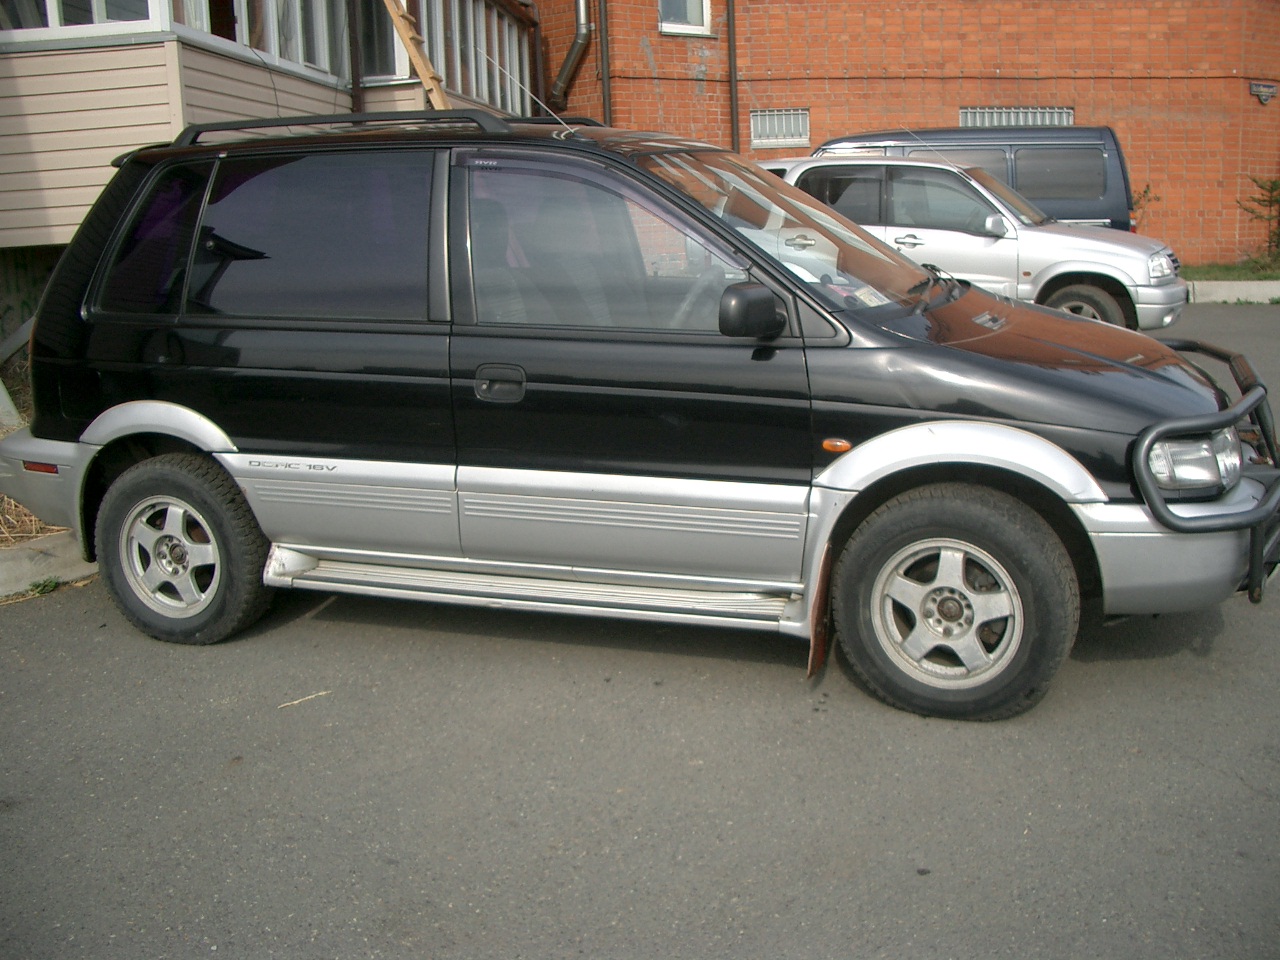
xmin=832 ymin=484 xmax=1079 ymax=720
xmin=96 ymin=453 xmax=272 ymax=645
xmin=1044 ymin=284 xmax=1126 ymax=326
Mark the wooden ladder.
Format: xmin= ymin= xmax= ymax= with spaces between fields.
xmin=378 ymin=0 xmax=451 ymax=109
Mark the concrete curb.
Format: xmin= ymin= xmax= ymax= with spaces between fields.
xmin=1188 ymin=280 xmax=1280 ymax=304
xmin=0 ymin=530 xmax=97 ymax=599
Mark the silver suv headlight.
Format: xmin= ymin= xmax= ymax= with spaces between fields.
xmin=1148 ymin=252 xmax=1176 ymax=281
xmin=1147 ymin=427 xmax=1242 ymax=491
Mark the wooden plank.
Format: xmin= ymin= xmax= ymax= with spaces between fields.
xmin=379 ymin=0 xmax=450 ymax=109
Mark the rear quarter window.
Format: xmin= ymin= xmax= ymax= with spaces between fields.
xmin=188 ymin=151 xmax=434 ymax=320
xmin=98 ymin=162 xmax=212 ymax=315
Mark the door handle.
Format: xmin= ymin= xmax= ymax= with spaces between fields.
xmin=784 ymin=233 xmax=818 ymax=250
xmin=474 ymin=363 xmax=526 ymax=403
xmin=893 ymin=234 xmax=924 ymax=248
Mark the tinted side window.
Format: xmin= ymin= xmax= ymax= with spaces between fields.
xmin=468 ymin=166 xmax=744 ymax=332
xmin=188 ymin=151 xmax=432 ymax=320
xmin=795 ymin=167 xmax=884 ymax=224
xmin=887 ymin=168 xmax=994 ymax=232
xmin=1014 ymin=147 xmax=1106 ymax=200
xmin=99 ymin=162 xmax=212 ymax=315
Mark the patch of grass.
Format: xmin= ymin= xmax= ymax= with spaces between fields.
xmin=1182 ymin=259 xmax=1280 ymax=281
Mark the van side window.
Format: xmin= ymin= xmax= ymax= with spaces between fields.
xmin=906 ymin=147 xmax=1006 ymax=183
xmin=187 ymin=151 xmax=433 ymax=320
xmin=98 ymin=162 xmax=213 ymax=315
xmin=1014 ymin=147 xmax=1106 ymax=201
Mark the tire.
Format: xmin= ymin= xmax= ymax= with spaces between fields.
xmin=832 ymin=484 xmax=1079 ymax=720
xmin=1044 ymin=284 xmax=1126 ymax=327
xmin=95 ymin=453 xmax=272 ymax=645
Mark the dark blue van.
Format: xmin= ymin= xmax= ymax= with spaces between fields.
xmin=813 ymin=126 xmax=1135 ymax=231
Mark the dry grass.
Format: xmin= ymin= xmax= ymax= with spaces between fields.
xmin=2 ymin=494 xmax=56 ymax=548
xmin=1 ymin=349 xmax=57 ymax=548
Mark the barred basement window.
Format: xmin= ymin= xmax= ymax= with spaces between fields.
xmin=960 ymin=107 xmax=1075 ymax=127
xmin=750 ymin=108 xmax=810 ymax=149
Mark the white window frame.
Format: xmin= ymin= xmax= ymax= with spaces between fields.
xmin=659 ymin=0 xmax=710 ymax=36
xmin=1 ymin=0 xmax=164 ymax=39
xmin=440 ymin=0 xmax=531 ymax=113
xmin=0 ymin=0 xmax=346 ymax=78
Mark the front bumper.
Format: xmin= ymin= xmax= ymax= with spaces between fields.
xmin=1076 ymin=478 xmax=1272 ymax=614
xmin=1128 ymin=340 xmax=1280 ymax=603
xmin=1133 ymin=278 xmax=1189 ymax=330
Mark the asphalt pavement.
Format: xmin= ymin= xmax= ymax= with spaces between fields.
xmin=1 ymin=303 xmax=1278 ymax=959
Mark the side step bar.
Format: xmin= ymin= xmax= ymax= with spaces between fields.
xmin=264 ymin=547 xmax=798 ymax=630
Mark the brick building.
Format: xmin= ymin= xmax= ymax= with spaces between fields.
xmin=538 ymin=0 xmax=1280 ymax=265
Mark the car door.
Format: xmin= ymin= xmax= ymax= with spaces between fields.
xmin=883 ymin=166 xmax=1020 ymax=297
xmin=448 ymin=150 xmax=813 ymax=585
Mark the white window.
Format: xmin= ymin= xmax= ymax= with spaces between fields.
xmin=659 ymin=0 xmax=709 ymax=36
xmin=750 ymin=108 xmax=809 ymax=149
xmin=440 ymin=0 xmax=533 ymax=113
xmin=2 ymin=0 xmax=152 ymax=30
xmin=0 ymin=0 xmax=349 ymax=76
xmin=960 ymin=107 xmax=1075 ymax=127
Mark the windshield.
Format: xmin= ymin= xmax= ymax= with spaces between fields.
xmin=967 ymin=168 xmax=1053 ymax=226
xmin=638 ymin=150 xmax=931 ymax=313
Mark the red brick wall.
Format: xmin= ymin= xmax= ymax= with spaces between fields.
xmin=538 ymin=0 xmax=1280 ymax=265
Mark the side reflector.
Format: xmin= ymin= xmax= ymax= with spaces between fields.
xmin=822 ymin=438 xmax=852 ymax=453
xmin=22 ymin=461 xmax=59 ymax=475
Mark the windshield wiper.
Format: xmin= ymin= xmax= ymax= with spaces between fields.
xmin=910 ymin=264 xmax=967 ymax=313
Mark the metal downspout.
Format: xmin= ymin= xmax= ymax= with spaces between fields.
xmin=597 ymin=0 xmax=612 ymax=126
xmin=548 ymin=0 xmax=592 ymax=111
xmin=727 ymin=0 xmax=739 ymax=152
xmin=347 ymin=0 xmax=364 ymax=113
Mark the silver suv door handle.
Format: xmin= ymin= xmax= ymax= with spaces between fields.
xmin=893 ymin=234 xmax=924 ymax=248
xmin=784 ymin=234 xmax=817 ymax=249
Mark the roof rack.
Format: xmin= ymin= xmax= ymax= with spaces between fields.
xmin=514 ymin=115 xmax=605 ymax=127
xmin=172 ymin=109 xmax=512 ymax=147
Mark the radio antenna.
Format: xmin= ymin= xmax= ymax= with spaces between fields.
xmin=479 ymin=49 xmax=583 ymax=138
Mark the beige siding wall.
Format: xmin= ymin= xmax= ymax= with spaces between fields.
xmin=0 ymin=44 xmax=177 ymax=248
xmin=178 ymin=45 xmax=351 ymax=125
xmin=1 ymin=40 xmax=354 ymax=249
xmin=363 ymin=83 xmax=428 ymax=113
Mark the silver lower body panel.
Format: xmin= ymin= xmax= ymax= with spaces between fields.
xmin=265 ymin=545 xmax=803 ymax=632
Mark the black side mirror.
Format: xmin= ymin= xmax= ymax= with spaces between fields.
xmin=719 ymin=282 xmax=786 ymax=339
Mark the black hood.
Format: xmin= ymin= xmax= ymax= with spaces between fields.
xmin=865 ymin=290 xmax=1223 ymax=436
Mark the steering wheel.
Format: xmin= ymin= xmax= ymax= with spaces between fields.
xmin=669 ymin=264 xmax=726 ymax=330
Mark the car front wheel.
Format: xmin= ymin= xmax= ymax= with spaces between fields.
xmin=1044 ymin=284 xmax=1126 ymax=326
xmin=832 ymin=484 xmax=1079 ymax=720
xmin=95 ymin=453 xmax=272 ymax=645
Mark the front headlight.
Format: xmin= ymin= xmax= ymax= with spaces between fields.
xmin=1148 ymin=252 xmax=1176 ymax=281
xmin=1147 ymin=427 xmax=1242 ymax=491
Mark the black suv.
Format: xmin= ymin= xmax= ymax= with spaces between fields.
xmin=2 ymin=110 xmax=1277 ymax=720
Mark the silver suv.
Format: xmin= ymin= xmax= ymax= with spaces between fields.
xmin=770 ymin=156 xmax=1187 ymax=329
